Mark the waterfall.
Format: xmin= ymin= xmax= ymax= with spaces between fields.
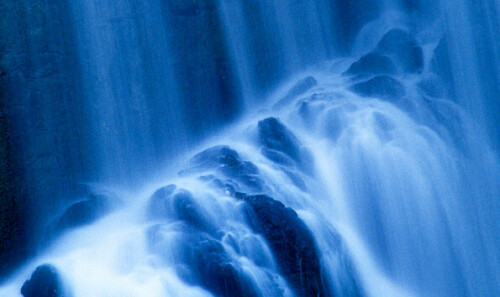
xmin=0 ymin=0 xmax=498 ymax=296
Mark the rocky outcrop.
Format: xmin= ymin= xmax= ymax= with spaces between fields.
xmin=236 ymin=193 xmax=329 ymax=297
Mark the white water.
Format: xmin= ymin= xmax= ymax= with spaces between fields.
xmin=2 ymin=56 xmax=499 ymax=295
xmin=2 ymin=0 xmax=499 ymax=296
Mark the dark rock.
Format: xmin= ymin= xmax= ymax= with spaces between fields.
xmin=21 ymin=264 xmax=67 ymax=297
xmin=258 ymin=118 xmax=302 ymax=164
xmin=172 ymin=189 xmax=215 ymax=234
xmin=343 ymin=53 xmax=396 ymax=77
xmin=236 ymin=193 xmax=329 ymax=297
xmin=273 ymin=76 xmax=317 ymax=110
xmin=180 ymin=145 xmax=263 ymax=192
xmin=147 ymin=222 xmax=270 ymax=297
xmin=350 ymin=75 xmax=406 ymax=100
xmin=185 ymin=236 xmax=260 ymax=297
xmin=148 ymin=186 xmax=215 ymax=234
xmin=376 ymin=29 xmax=424 ymax=73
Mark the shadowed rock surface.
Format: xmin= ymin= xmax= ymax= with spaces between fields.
xmin=350 ymin=75 xmax=406 ymax=100
xmin=236 ymin=193 xmax=329 ymax=297
xmin=376 ymin=29 xmax=423 ymax=74
xmin=180 ymin=145 xmax=264 ymax=193
xmin=185 ymin=236 xmax=261 ymax=297
xmin=343 ymin=53 xmax=396 ymax=77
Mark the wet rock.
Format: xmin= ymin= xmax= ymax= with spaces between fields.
xmin=376 ymin=28 xmax=423 ymax=73
xmin=148 ymin=186 xmax=215 ymax=234
xmin=236 ymin=193 xmax=329 ymax=297
xmin=350 ymin=75 xmax=406 ymax=100
xmin=261 ymin=147 xmax=296 ymax=167
xmin=172 ymin=190 xmax=215 ymax=234
xmin=343 ymin=52 xmax=396 ymax=77
xmin=21 ymin=264 xmax=67 ymax=297
xmin=180 ymin=145 xmax=263 ymax=192
xmin=48 ymin=192 xmax=118 ymax=238
xmin=185 ymin=236 xmax=260 ymax=297
xmin=148 ymin=184 xmax=177 ymax=219
xmin=258 ymin=118 xmax=302 ymax=164
xmin=273 ymin=76 xmax=317 ymax=110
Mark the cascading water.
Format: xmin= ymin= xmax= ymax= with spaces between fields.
xmin=0 ymin=0 xmax=498 ymax=296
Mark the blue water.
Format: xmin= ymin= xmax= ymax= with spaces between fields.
xmin=2 ymin=0 xmax=499 ymax=296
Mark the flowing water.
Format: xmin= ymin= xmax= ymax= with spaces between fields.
xmin=1 ymin=0 xmax=499 ymax=296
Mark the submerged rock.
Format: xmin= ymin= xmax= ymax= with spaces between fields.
xmin=273 ymin=76 xmax=317 ymax=110
xmin=343 ymin=52 xmax=396 ymax=77
xmin=350 ymin=75 xmax=406 ymax=100
xmin=236 ymin=193 xmax=329 ymax=297
xmin=376 ymin=28 xmax=423 ymax=74
xmin=21 ymin=264 xmax=67 ymax=297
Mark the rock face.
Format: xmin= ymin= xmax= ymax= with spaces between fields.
xmin=350 ymin=75 xmax=406 ymax=100
xmin=376 ymin=29 xmax=423 ymax=74
xmin=237 ymin=193 xmax=329 ymax=297
xmin=21 ymin=264 xmax=66 ymax=297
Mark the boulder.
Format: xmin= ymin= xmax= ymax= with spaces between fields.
xmin=376 ymin=29 xmax=423 ymax=73
xmin=21 ymin=264 xmax=67 ymax=297
xmin=180 ymin=145 xmax=263 ymax=193
xmin=343 ymin=52 xmax=396 ymax=77
xmin=236 ymin=193 xmax=329 ymax=297
xmin=258 ymin=117 xmax=302 ymax=165
xmin=172 ymin=190 xmax=215 ymax=234
xmin=48 ymin=192 xmax=118 ymax=238
xmin=148 ymin=184 xmax=177 ymax=219
xmin=185 ymin=236 xmax=261 ymax=297
xmin=350 ymin=75 xmax=405 ymax=100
